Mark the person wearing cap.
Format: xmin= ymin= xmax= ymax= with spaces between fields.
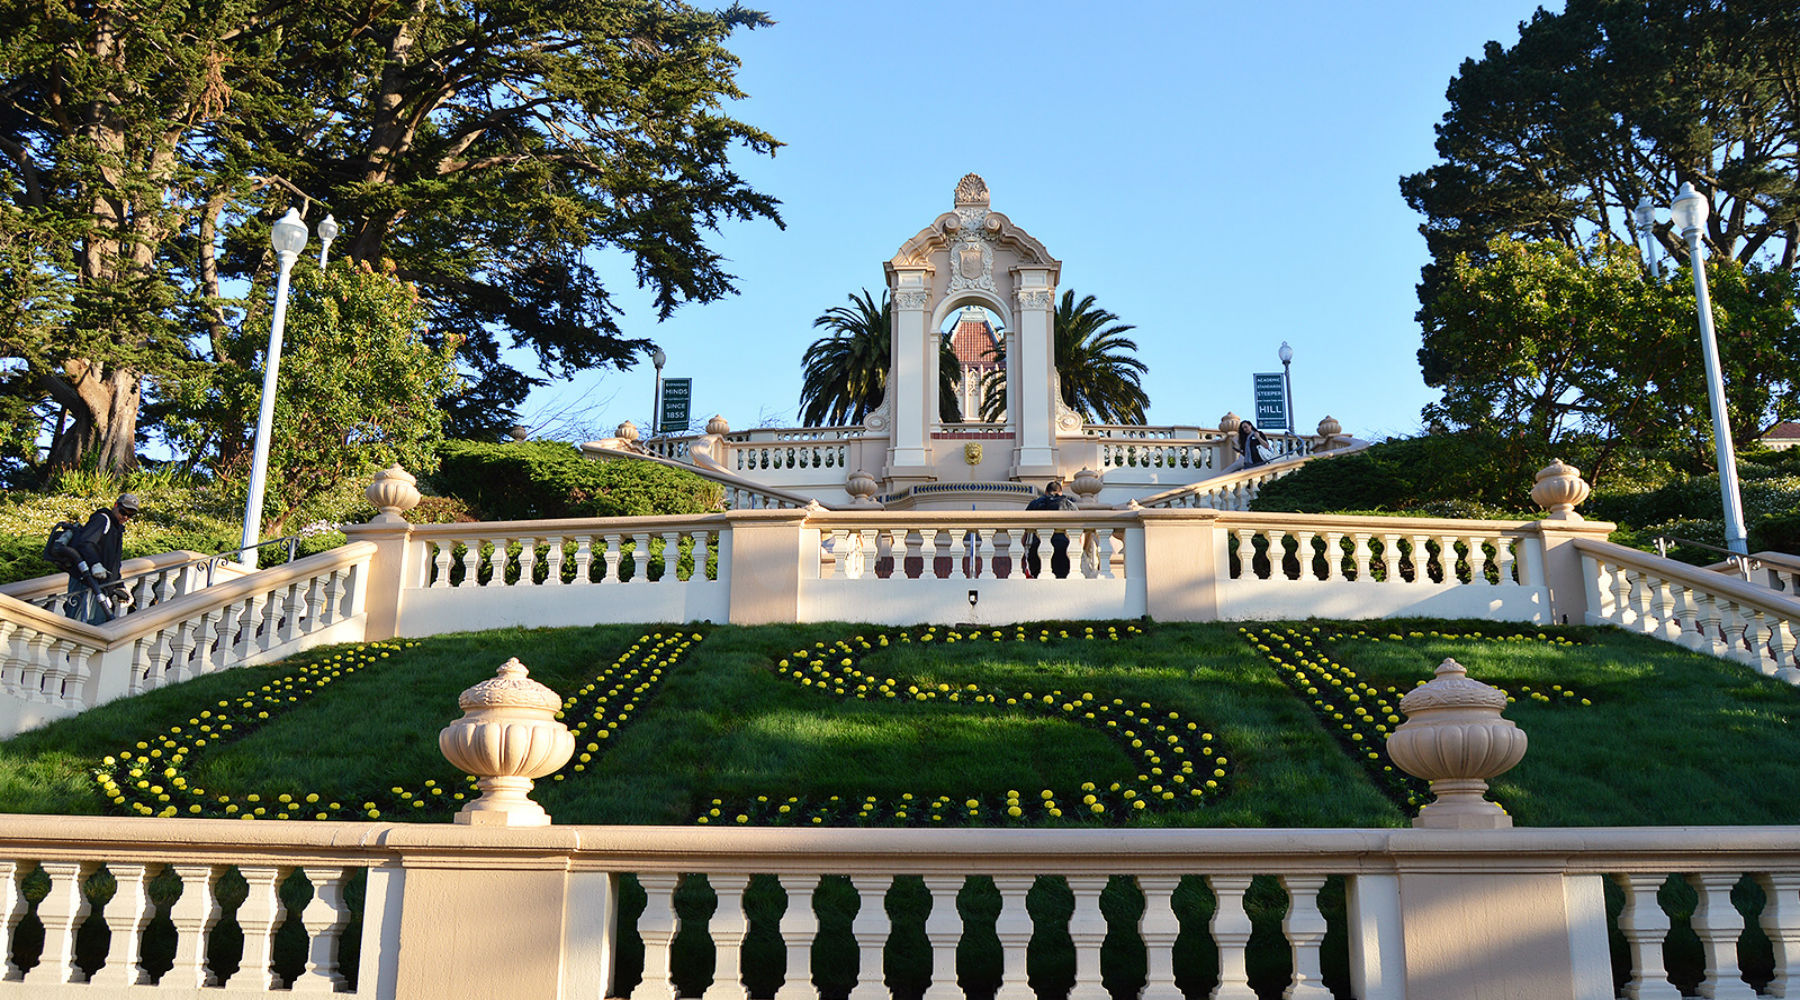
xmin=65 ymin=494 xmax=139 ymax=624
xmin=1023 ymin=480 xmax=1078 ymax=578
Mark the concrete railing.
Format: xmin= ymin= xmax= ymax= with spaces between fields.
xmin=0 ymin=543 xmax=373 ymax=737
xmin=362 ymin=507 xmax=1610 ymax=634
xmin=1135 ymin=440 xmax=1370 ymax=511
xmin=1576 ymin=536 xmax=1800 ymax=681
xmin=1751 ymin=550 xmax=1800 ymax=596
xmin=580 ymin=443 xmax=819 ymax=510
xmin=2 ymin=816 xmax=1799 ymax=999
xmin=0 ymin=550 xmax=244 ymax=618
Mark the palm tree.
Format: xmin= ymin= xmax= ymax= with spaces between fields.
xmin=797 ymin=289 xmax=961 ymax=426
xmin=979 ymin=289 xmax=1150 ymax=424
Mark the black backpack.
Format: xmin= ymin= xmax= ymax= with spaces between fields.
xmin=43 ymin=520 xmax=84 ymax=573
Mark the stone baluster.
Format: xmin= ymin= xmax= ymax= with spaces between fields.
xmin=571 ymin=536 xmax=594 ymax=584
xmin=0 ymin=861 xmax=22 ymax=978
xmin=301 ymin=573 xmax=325 ymax=635
xmin=1293 ymin=530 xmax=1317 ymax=580
xmin=991 ymin=876 xmax=1034 ymax=1000
xmin=1695 ymin=592 xmax=1727 ymax=656
xmin=847 ymin=877 xmax=891 ymax=1000
xmin=458 ymin=540 xmax=481 ymax=588
xmin=168 ymin=864 xmax=223 ymax=988
xmin=1688 ymin=872 xmax=1758 ymax=999
xmin=1280 ymin=876 xmax=1333 ymax=999
xmin=235 ymin=866 xmax=289 ymax=989
xmin=1066 ymin=876 xmax=1109 ymax=1000
xmin=696 ymin=531 xmax=716 ymax=583
xmin=602 ymin=535 xmax=624 ymax=584
xmin=1266 ymin=529 xmax=1290 ymax=581
xmin=1647 ymin=578 xmax=1678 ymax=640
xmin=1136 ymin=876 xmax=1181 ymax=1000
xmin=1406 ymin=534 xmax=1431 ymax=583
xmin=1495 ymin=536 xmax=1518 ymax=584
xmin=664 ymin=532 xmax=685 ymax=582
xmin=1757 ymin=873 xmax=1800 ymax=998
xmin=881 ymin=529 xmax=906 ymax=581
xmin=919 ymin=529 xmax=941 ymax=580
xmin=1771 ymin=621 xmax=1800 ymax=683
xmin=1095 ymin=527 xmax=1117 ymax=580
xmin=1209 ymin=875 xmax=1259 ymax=1000
xmin=483 ymin=537 xmax=508 ymax=586
xmin=191 ymin=610 xmax=219 ymax=676
xmin=775 ymin=876 xmax=819 ymax=1000
xmin=1437 ymin=534 xmax=1461 ymax=584
xmin=293 ymin=867 xmax=354 ymax=992
xmin=129 ymin=634 xmax=164 ymax=696
xmin=534 ymin=536 xmax=560 ymax=586
xmin=1607 ymin=563 xmax=1635 ymax=626
xmin=40 ymin=638 xmax=75 ymax=702
xmin=1377 ymin=533 xmax=1403 ymax=583
xmin=60 ymin=644 xmax=95 ymax=708
xmin=430 ymin=540 xmax=453 ymax=588
xmin=631 ymin=873 xmax=681 ymax=1000
xmin=1319 ymin=531 xmax=1343 ymax=581
xmin=215 ymin=603 xmax=242 ymax=664
xmin=1615 ymin=873 xmax=1682 ymax=1000
xmin=1233 ymin=529 xmax=1258 ymax=580
xmin=326 ymin=567 xmax=351 ymax=624
xmin=515 ymin=537 xmax=537 ymax=586
xmin=88 ymin=863 xmax=153 ymax=986
xmin=16 ymin=632 xmax=51 ymax=700
xmin=1740 ymin=610 xmax=1773 ymax=675
xmin=0 ymin=622 xmax=20 ymax=692
xmin=702 ymin=875 xmax=752 ymax=1000
xmin=1626 ymin=570 xmax=1657 ymax=633
xmin=857 ymin=530 xmax=880 ymax=582
xmin=1719 ymin=602 xmax=1753 ymax=668
xmin=1670 ymin=586 xmax=1701 ymax=650
xmin=1345 ymin=532 xmax=1369 ymax=582
xmin=827 ymin=531 xmax=853 ymax=580
xmin=631 ymin=533 xmax=653 ymax=583
xmin=166 ymin=620 xmax=197 ymax=685
xmin=24 ymin=861 xmax=92 ymax=983
xmin=920 ymin=875 xmax=964 ymax=1000
xmin=977 ymin=529 xmax=998 ymax=581
xmin=1468 ymin=534 xmax=1491 ymax=584
xmin=280 ymin=581 xmax=306 ymax=644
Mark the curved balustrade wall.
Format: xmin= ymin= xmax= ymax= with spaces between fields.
xmin=2 ymin=818 xmax=1798 ymax=999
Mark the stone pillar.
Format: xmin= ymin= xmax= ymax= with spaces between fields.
xmin=1138 ymin=509 xmax=1224 ymax=622
xmin=342 ymin=465 xmax=422 ymax=640
xmin=1010 ymin=266 xmax=1058 ymax=479
xmin=1526 ymin=459 xmax=1614 ymax=626
xmin=885 ymin=266 xmax=936 ymax=484
xmin=724 ymin=509 xmax=814 ymax=625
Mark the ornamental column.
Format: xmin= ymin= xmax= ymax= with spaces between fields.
xmin=884 ymin=264 xmax=937 ymax=485
xmin=1010 ymin=266 xmax=1058 ymax=479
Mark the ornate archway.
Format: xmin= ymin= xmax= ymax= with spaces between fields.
xmin=873 ymin=174 xmax=1069 ymax=485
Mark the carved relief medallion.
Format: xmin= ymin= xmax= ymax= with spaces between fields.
xmin=1017 ymin=289 xmax=1053 ymax=310
xmin=964 ymin=442 xmax=983 ymax=465
xmin=893 ymin=289 xmax=931 ymax=311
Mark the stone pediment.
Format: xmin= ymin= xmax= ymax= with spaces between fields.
xmin=886 ymin=174 xmax=1060 ymax=282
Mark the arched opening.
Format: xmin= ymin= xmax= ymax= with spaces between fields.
xmin=938 ymin=304 xmax=1007 ymax=423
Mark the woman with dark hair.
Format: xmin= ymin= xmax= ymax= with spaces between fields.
xmin=1222 ymin=420 xmax=1271 ymax=473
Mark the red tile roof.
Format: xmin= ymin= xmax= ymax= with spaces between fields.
xmin=948 ymin=309 xmax=999 ymax=366
xmin=1763 ymin=421 xmax=1800 ymax=440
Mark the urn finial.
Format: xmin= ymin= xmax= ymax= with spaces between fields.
xmin=438 ymin=658 xmax=575 ymax=826
xmin=1386 ymin=658 xmax=1528 ymax=829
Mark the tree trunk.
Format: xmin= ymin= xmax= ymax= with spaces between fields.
xmin=45 ymin=363 xmax=140 ymax=473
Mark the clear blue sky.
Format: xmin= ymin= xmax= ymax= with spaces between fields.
xmin=521 ymin=1 xmax=1561 ymax=444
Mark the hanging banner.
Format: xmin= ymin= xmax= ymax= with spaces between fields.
xmin=659 ymin=378 xmax=692 ymax=433
xmin=1253 ymin=373 xmax=1288 ymax=430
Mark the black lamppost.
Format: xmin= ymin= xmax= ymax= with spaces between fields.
xmin=650 ymin=347 xmax=667 ymax=435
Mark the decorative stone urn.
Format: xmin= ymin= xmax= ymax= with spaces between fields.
xmin=438 ymin=658 xmax=576 ymax=827
xmin=1530 ymin=458 xmax=1591 ymax=521
xmin=706 ymin=414 xmax=731 ymax=436
xmin=366 ymin=465 xmax=421 ymax=523
xmin=1219 ymin=411 xmax=1242 ymax=435
xmin=1316 ymin=415 xmax=1342 ymax=438
xmin=1070 ymin=467 xmax=1104 ymax=507
xmin=1386 ymin=658 xmax=1528 ymax=829
xmin=845 ymin=469 xmax=881 ymax=508
xmin=616 ymin=420 xmax=640 ymax=443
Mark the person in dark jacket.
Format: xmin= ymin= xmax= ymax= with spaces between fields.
xmin=1023 ymin=480 xmax=1078 ymax=578
xmin=65 ymin=493 xmax=139 ymax=624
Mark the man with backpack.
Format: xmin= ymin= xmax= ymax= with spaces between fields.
xmin=49 ymin=493 xmax=140 ymax=624
xmin=1023 ymin=480 xmax=1078 ymax=579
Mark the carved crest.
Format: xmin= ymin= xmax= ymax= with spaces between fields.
xmin=958 ymin=245 xmax=984 ymax=280
xmin=954 ymin=173 xmax=990 ymax=207
xmin=964 ymin=442 xmax=983 ymax=465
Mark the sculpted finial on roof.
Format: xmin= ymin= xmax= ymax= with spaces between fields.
xmin=953 ymin=173 xmax=989 ymax=207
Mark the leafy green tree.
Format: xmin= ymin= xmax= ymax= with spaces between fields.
xmin=797 ymin=290 xmax=960 ymax=426
xmin=1422 ymin=236 xmax=1800 ymax=482
xmin=979 ymin=290 xmax=1149 ymax=425
xmin=0 ymin=0 xmax=782 ymax=476
xmin=161 ymin=261 xmax=460 ymax=534
xmin=1402 ymin=0 xmax=1800 ymax=283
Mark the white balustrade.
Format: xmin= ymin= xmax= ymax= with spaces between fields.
xmin=1579 ymin=538 xmax=1800 ymax=681
xmin=0 ymin=820 xmax=1795 ymax=997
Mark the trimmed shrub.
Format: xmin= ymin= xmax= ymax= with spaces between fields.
xmin=433 ymin=441 xmax=723 ymax=520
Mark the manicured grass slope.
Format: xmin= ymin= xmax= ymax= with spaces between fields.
xmin=2 ymin=620 xmax=1795 ymax=829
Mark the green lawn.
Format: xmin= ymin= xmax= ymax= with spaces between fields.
xmin=3 ymin=618 xmax=1795 ymax=829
